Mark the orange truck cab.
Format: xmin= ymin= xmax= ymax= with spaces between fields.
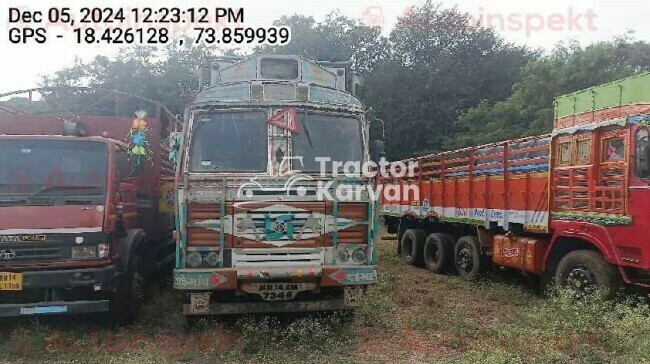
xmin=0 ymin=87 xmax=179 ymax=322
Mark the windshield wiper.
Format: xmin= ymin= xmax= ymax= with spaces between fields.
xmin=299 ymin=110 xmax=314 ymax=149
xmin=28 ymin=185 xmax=102 ymax=200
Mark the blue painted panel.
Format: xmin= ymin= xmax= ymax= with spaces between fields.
xmin=21 ymin=306 xmax=68 ymax=315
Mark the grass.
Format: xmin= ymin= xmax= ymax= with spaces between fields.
xmin=2 ymin=237 xmax=650 ymax=363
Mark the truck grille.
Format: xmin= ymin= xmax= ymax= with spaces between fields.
xmin=231 ymin=248 xmax=323 ymax=268
xmin=234 ymin=211 xmax=323 ymax=242
xmin=0 ymin=245 xmax=64 ymax=264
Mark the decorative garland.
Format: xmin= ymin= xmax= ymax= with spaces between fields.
xmin=127 ymin=110 xmax=152 ymax=169
xmin=551 ymin=211 xmax=633 ymax=226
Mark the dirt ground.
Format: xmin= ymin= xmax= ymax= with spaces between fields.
xmin=1 ymin=238 xmax=649 ymax=363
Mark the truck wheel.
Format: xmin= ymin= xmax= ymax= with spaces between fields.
xmin=400 ymin=229 xmax=426 ymax=266
xmin=110 ymin=256 xmax=146 ymax=324
xmin=454 ymin=236 xmax=481 ymax=279
xmin=554 ymin=250 xmax=621 ymax=296
xmin=423 ymin=233 xmax=453 ymax=274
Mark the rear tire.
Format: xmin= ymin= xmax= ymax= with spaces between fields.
xmin=554 ymin=250 xmax=621 ymax=296
xmin=454 ymin=236 xmax=481 ymax=279
xmin=423 ymin=233 xmax=453 ymax=274
xmin=400 ymin=229 xmax=426 ymax=266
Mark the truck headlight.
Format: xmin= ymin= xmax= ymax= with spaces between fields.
xmin=205 ymin=252 xmax=219 ymax=267
xmin=71 ymin=245 xmax=97 ymax=259
xmin=98 ymin=244 xmax=110 ymax=258
xmin=186 ymin=251 xmax=203 ymax=268
xmin=352 ymin=248 xmax=367 ymax=263
xmin=337 ymin=250 xmax=350 ymax=263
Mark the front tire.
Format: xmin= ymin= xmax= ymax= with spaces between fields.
xmin=400 ymin=229 xmax=426 ymax=266
xmin=110 ymin=256 xmax=146 ymax=324
xmin=423 ymin=233 xmax=453 ymax=274
xmin=554 ymin=250 xmax=621 ymax=296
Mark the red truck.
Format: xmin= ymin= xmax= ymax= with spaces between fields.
xmin=0 ymin=87 xmax=179 ymax=322
xmin=379 ymin=73 xmax=650 ymax=293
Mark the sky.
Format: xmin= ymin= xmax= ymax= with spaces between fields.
xmin=1 ymin=0 xmax=649 ymax=94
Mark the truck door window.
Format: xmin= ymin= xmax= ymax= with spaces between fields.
xmin=115 ymin=149 xmax=131 ymax=180
xmin=603 ymin=137 xmax=625 ymax=162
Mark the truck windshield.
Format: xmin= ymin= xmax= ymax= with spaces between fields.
xmin=293 ymin=113 xmax=363 ymax=172
xmin=190 ymin=111 xmax=268 ymax=172
xmin=0 ymin=140 xmax=107 ymax=203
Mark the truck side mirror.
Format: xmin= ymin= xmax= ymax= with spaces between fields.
xmin=115 ymin=181 xmax=131 ymax=202
xmin=370 ymin=140 xmax=385 ymax=164
xmin=168 ymin=132 xmax=182 ymax=165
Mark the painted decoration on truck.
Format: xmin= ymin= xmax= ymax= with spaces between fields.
xmin=159 ymin=181 xmax=175 ymax=213
xmin=189 ymin=204 xmax=360 ymax=247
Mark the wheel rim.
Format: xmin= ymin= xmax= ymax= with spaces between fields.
xmin=457 ymin=245 xmax=473 ymax=273
xmin=566 ymin=265 xmax=597 ymax=291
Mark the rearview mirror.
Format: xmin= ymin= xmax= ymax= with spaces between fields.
xmin=370 ymin=140 xmax=385 ymax=164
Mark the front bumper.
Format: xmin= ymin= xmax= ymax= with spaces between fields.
xmin=0 ymin=265 xmax=116 ymax=317
xmin=4 ymin=265 xmax=117 ymax=289
xmin=173 ymin=265 xmax=378 ymax=290
xmin=174 ymin=265 xmax=376 ymax=315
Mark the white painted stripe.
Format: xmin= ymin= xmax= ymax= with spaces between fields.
xmin=0 ymin=227 xmax=102 ymax=234
xmin=380 ymin=204 xmax=549 ymax=229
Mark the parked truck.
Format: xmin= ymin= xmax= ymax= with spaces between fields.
xmin=0 ymin=87 xmax=179 ymax=322
xmin=172 ymin=55 xmax=378 ymax=316
xmin=379 ymin=73 xmax=650 ymax=293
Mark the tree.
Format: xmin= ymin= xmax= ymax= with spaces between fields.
xmin=40 ymin=38 xmax=216 ymax=114
xmin=453 ymin=35 xmax=650 ymax=148
xmin=361 ymin=1 xmax=531 ymax=159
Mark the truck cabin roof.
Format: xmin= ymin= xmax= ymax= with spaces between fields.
xmin=190 ymin=55 xmax=365 ymax=112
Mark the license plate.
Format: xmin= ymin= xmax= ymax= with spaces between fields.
xmin=0 ymin=272 xmax=23 ymax=291
xmin=241 ymin=283 xmax=316 ymax=301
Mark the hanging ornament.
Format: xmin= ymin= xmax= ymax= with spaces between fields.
xmin=126 ymin=110 xmax=152 ymax=170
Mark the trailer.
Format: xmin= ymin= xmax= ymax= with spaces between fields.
xmin=0 ymin=87 xmax=180 ymax=322
xmin=378 ymin=73 xmax=650 ymax=292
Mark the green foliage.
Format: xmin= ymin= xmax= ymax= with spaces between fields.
xmin=457 ymin=288 xmax=650 ymax=363
xmin=40 ymin=38 xmax=216 ymax=114
xmin=452 ymin=35 xmax=650 ymax=149
xmin=234 ymin=313 xmax=354 ymax=362
xmin=360 ymin=1 xmax=531 ymax=159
